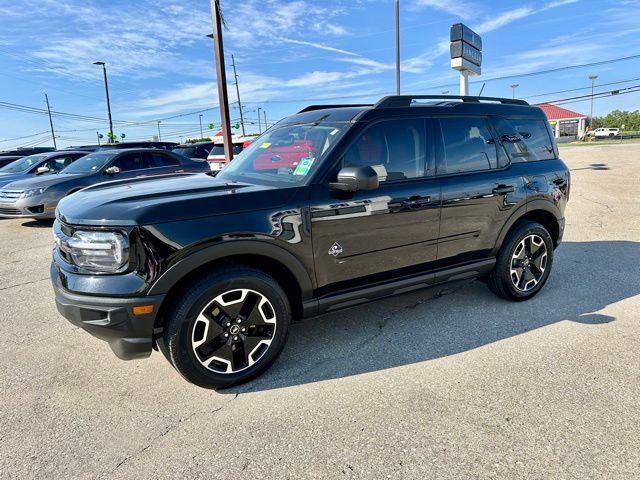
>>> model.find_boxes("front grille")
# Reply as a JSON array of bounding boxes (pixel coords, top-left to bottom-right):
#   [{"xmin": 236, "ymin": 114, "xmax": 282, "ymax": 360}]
[
  {"xmin": 0, "ymin": 189, "xmax": 23, "ymax": 203},
  {"xmin": 0, "ymin": 206, "xmax": 22, "ymax": 215}
]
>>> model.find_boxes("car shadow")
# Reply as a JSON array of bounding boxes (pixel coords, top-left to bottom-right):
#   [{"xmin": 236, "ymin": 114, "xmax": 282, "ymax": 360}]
[
  {"xmin": 224, "ymin": 240, "xmax": 639, "ymax": 394},
  {"xmin": 20, "ymin": 219, "xmax": 55, "ymax": 228},
  {"xmin": 571, "ymin": 163, "xmax": 609, "ymax": 171}
]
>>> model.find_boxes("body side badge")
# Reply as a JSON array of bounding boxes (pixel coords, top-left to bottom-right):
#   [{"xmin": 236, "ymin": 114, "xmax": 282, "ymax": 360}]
[{"xmin": 328, "ymin": 242, "xmax": 343, "ymax": 257}]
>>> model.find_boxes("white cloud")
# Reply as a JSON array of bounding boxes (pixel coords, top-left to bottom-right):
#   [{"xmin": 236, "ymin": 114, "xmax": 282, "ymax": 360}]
[
  {"xmin": 412, "ymin": 0, "xmax": 477, "ymax": 19},
  {"xmin": 473, "ymin": 7, "xmax": 534, "ymax": 34},
  {"xmin": 275, "ymin": 37, "xmax": 359, "ymax": 56}
]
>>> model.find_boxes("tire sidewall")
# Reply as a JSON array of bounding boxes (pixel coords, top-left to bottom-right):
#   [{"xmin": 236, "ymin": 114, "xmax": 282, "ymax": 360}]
[{"xmin": 166, "ymin": 268, "xmax": 291, "ymax": 389}]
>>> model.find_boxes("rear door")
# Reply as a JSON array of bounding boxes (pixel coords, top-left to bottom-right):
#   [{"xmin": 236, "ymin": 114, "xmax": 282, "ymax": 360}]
[
  {"xmin": 436, "ymin": 116, "xmax": 527, "ymax": 265},
  {"xmin": 310, "ymin": 118, "xmax": 442, "ymax": 295},
  {"xmin": 109, "ymin": 151, "xmax": 151, "ymax": 180}
]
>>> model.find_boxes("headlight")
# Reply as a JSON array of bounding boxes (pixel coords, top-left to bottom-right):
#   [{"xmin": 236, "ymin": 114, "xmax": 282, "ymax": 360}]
[
  {"xmin": 21, "ymin": 187, "xmax": 47, "ymax": 199},
  {"xmin": 66, "ymin": 231, "xmax": 129, "ymax": 272}
]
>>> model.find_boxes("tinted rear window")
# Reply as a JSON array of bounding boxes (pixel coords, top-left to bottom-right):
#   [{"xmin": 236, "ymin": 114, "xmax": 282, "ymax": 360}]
[
  {"xmin": 438, "ymin": 117, "xmax": 498, "ymax": 174},
  {"xmin": 498, "ymin": 119, "xmax": 556, "ymax": 161}
]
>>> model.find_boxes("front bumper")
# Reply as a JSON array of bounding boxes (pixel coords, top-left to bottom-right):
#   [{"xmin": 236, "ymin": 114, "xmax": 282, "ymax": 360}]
[
  {"xmin": 51, "ymin": 263, "xmax": 165, "ymax": 360},
  {"xmin": 0, "ymin": 199, "xmax": 56, "ymax": 218}
]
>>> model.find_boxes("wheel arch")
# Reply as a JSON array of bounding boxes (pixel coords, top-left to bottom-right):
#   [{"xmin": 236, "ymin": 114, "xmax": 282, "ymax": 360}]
[
  {"xmin": 494, "ymin": 201, "xmax": 562, "ymax": 253},
  {"xmin": 149, "ymin": 241, "xmax": 314, "ymax": 325}
]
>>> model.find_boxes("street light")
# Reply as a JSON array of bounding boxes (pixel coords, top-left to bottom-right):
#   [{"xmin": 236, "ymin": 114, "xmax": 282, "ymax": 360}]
[
  {"xmin": 199, "ymin": 114, "xmax": 204, "ymax": 138},
  {"xmin": 93, "ymin": 61, "xmax": 114, "ymax": 143},
  {"xmin": 589, "ymin": 75, "xmax": 598, "ymax": 128},
  {"xmin": 510, "ymin": 83, "xmax": 519, "ymax": 99},
  {"xmin": 257, "ymin": 107, "xmax": 262, "ymax": 134},
  {"xmin": 157, "ymin": 121, "xmax": 162, "ymax": 141}
]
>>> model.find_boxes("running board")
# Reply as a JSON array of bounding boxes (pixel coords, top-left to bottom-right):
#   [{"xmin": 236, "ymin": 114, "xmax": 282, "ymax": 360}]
[{"xmin": 302, "ymin": 258, "xmax": 495, "ymax": 317}]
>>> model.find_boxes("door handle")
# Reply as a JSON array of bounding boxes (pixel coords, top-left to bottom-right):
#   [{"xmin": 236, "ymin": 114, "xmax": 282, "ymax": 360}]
[
  {"xmin": 407, "ymin": 195, "xmax": 432, "ymax": 208},
  {"xmin": 492, "ymin": 185, "xmax": 515, "ymax": 195}
]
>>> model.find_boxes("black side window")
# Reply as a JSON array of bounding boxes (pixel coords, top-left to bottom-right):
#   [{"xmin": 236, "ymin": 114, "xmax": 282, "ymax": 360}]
[
  {"xmin": 343, "ymin": 119, "xmax": 427, "ymax": 182},
  {"xmin": 49, "ymin": 156, "xmax": 74, "ymax": 171},
  {"xmin": 149, "ymin": 152, "xmax": 179, "ymax": 168},
  {"xmin": 499, "ymin": 119, "xmax": 555, "ymax": 161},
  {"xmin": 112, "ymin": 152, "xmax": 149, "ymax": 172},
  {"xmin": 438, "ymin": 117, "xmax": 497, "ymax": 174}
]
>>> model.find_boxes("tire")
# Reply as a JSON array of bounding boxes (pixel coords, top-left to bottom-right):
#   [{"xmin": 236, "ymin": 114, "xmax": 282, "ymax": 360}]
[
  {"xmin": 160, "ymin": 266, "xmax": 291, "ymax": 389},
  {"xmin": 488, "ymin": 221, "xmax": 554, "ymax": 301}
]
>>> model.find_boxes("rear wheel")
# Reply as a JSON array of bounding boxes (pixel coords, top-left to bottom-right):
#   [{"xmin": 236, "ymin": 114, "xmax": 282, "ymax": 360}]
[
  {"xmin": 488, "ymin": 221, "xmax": 554, "ymax": 301},
  {"xmin": 161, "ymin": 266, "xmax": 291, "ymax": 389}
]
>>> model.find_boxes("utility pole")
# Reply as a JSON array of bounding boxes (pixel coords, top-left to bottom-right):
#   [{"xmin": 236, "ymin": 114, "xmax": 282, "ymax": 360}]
[
  {"xmin": 199, "ymin": 114, "xmax": 204, "ymax": 138},
  {"xmin": 44, "ymin": 93, "xmax": 57, "ymax": 149},
  {"xmin": 257, "ymin": 107, "xmax": 262, "ymax": 134},
  {"xmin": 208, "ymin": 0, "xmax": 234, "ymax": 164},
  {"xmin": 510, "ymin": 83, "xmax": 519, "ymax": 99},
  {"xmin": 157, "ymin": 121, "xmax": 162, "ymax": 141},
  {"xmin": 589, "ymin": 75, "xmax": 598, "ymax": 128},
  {"xmin": 395, "ymin": 0, "xmax": 400, "ymax": 95},
  {"xmin": 263, "ymin": 110, "xmax": 267, "ymax": 131},
  {"xmin": 231, "ymin": 54, "xmax": 246, "ymax": 136},
  {"xmin": 93, "ymin": 62, "xmax": 114, "ymax": 142},
  {"xmin": 96, "ymin": 132, "xmax": 101, "ymax": 146}
]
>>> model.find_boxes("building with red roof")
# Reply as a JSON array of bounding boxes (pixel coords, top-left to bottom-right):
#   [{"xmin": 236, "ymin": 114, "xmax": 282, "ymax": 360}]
[{"xmin": 537, "ymin": 103, "xmax": 587, "ymax": 139}]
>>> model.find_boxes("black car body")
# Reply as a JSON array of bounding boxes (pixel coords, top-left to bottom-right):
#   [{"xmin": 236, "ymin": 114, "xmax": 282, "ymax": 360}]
[
  {"xmin": 51, "ymin": 96, "xmax": 569, "ymax": 388},
  {"xmin": 0, "ymin": 148, "xmax": 208, "ymax": 218},
  {"xmin": 98, "ymin": 141, "xmax": 178, "ymax": 151}
]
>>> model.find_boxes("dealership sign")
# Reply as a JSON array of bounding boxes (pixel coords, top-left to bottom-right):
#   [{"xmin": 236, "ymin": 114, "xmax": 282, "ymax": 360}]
[{"xmin": 450, "ymin": 23, "xmax": 482, "ymax": 76}]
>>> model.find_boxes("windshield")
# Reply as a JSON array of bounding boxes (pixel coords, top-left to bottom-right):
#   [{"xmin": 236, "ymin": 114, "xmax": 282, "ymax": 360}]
[
  {"xmin": 217, "ymin": 123, "xmax": 349, "ymax": 186},
  {"xmin": 61, "ymin": 152, "xmax": 112, "ymax": 174},
  {"xmin": 0, "ymin": 154, "xmax": 47, "ymax": 173}
]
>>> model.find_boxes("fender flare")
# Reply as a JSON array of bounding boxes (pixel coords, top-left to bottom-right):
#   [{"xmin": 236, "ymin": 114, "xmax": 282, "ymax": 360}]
[
  {"xmin": 147, "ymin": 240, "xmax": 314, "ymax": 299},
  {"xmin": 492, "ymin": 200, "xmax": 562, "ymax": 254}
]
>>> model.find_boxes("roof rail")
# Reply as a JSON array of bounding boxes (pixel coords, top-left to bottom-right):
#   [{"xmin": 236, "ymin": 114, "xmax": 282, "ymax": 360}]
[
  {"xmin": 374, "ymin": 95, "xmax": 529, "ymax": 108},
  {"xmin": 298, "ymin": 104, "xmax": 373, "ymax": 113}
]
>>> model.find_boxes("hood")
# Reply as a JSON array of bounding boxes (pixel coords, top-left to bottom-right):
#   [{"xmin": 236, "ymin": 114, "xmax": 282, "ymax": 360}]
[
  {"xmin": 2, "ymin": 173, "xmax": 88, "ymax": 190},
  {"xmin": 0, "ymin": 173, "xmax": 31, "ymax": 188},
  {"xmin": 56, "ymin": 173, "xmax": 297, "ymax": 226}
]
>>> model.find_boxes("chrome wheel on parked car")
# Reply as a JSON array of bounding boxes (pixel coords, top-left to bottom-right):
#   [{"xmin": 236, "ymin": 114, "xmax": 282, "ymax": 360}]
[
  {"xmin": 191, "ymin": 289, "xmax": 277, "ymax": 374},
  {"xmin": 509, "ymin": 234, "xmax": 548, "ymax": 292}
]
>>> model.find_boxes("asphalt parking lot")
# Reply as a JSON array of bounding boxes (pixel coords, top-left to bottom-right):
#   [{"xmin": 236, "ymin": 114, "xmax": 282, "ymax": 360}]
[{"xmin": 1, "ymin": 143, "xmax": 639, "ymax": 479}]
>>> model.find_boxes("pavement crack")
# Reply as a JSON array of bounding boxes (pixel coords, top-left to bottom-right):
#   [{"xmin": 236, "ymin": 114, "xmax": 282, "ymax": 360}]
[{"xmin": 0, "ymin": 277, "xmax": 49, "ymax": 291}]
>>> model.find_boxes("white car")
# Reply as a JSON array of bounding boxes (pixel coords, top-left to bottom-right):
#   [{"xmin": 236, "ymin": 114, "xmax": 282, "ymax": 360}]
[{"xmin": 591, "ymin": 127, "xmax": 620, "ymax": 138}]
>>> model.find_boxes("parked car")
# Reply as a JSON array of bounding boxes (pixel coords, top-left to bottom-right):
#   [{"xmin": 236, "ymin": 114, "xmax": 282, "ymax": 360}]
[
  {"xmin": 172, "ymin": 141, "xmax": 217, "ymax": 160},
  {"xmin": 98, "ymin": 141, "xmax": 178, "ymax": 151},
  {"xmin": 51, "ymin": 95, "xmax": 569, "ymax": 389},
  {"xmin": 0, "ymin": 148, "xmax": 208, "ymax": 219},
  {"xmin": 0, "ymin": 156, "xmax": 23, "ymax": 169},
  {"xmin": 0, "ymin": 147, "xmax": 55, "ymax": 157},
  {"xmin": 590, "ymin": 127, "xmax": 620, "ymax": 137},
  {"xmin": 63, "ymin": 145, "xmax": 101, "ymax": 152},
  {"xmin": 206, "ymin": 140, "xmax": 248, "ymax": 171},
  {"xmin": 0, "ymin": 151, "xmax": 88, "ymax": 189}
]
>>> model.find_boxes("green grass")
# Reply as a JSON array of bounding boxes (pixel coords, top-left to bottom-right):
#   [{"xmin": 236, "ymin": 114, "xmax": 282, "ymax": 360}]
[{"xmin": 559, "ymin": 137, "xmax": 640, "ymax": 147}]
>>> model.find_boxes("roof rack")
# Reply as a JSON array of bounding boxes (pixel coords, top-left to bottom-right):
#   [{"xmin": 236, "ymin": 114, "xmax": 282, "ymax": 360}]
[
  {"xmin": 374, "ymin": 95, "xmax": 529, "ymax": 108},
  {"xmin": 298, "ymin": 104, "xmax": 373, "ymax": 113}
]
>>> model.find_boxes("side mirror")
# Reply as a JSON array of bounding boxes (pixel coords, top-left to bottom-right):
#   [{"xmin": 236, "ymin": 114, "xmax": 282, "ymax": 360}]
[
  {"xmin": 104, "ymin": 166, "xmax": 121, "ymax": 176},
  {"xmin": 329, "ymin": 166, "xmax": 379, "ymax": 192},
  {"xmin": 36, "ymin": 166, "xmax": 50, "ymax": 175}
]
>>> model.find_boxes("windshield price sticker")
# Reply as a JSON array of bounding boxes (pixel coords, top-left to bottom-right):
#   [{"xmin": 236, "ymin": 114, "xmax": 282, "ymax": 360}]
[
  {"xmin": 260, "ymin": 142, "xmax": 272, "ymax": 149},
  {"xmin": 293, "ymin": 157, "xmax": 315, "ymax": 176}
]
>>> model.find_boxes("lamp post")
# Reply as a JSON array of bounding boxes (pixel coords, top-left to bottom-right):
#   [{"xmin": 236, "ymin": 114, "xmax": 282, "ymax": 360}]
[
  {"xmin": 589, "ymin": 75, "xmax": 598, "ymax": 128},
  {"xmin": 93, "ymin": 61, "xmax": 114, "ymax": 142},
  {"xmin": 257, "ymin": 107, "xmax": 262, "ymax": 134},
  {"xmin": 510, "ymin": 83, "xmax": 519, "ymax": 99},
  {"xmin": 199, "ymin": 114, "xmax": 204, "ymax": 138},
  {"xmin": 157, "ymin": 121, "xmax": 162, "ymax": 141},
  {"xmin": 263, "ymin": 109, "xmax": 267, "ymax": 131},
  {"xmin": 395, "ymin": 0, "xmax": 400, "ymax": 95}
]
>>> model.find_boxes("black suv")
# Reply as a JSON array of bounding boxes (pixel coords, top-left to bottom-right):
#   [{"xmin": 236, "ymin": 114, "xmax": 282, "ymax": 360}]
[{"xmin": 51, "ymin": 95, "xmax": 569, "ymax": 389}]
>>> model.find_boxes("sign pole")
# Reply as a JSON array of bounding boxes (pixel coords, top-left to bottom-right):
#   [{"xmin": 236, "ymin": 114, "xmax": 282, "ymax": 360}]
[{"xmin": 459, "ymin": 71, "xmax": 469, "ymax": 96}]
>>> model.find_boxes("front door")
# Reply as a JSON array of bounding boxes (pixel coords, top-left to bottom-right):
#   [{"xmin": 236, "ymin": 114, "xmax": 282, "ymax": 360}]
[{"xmin": 310, "ymin": 118, "xmax": 441, "ymax": 296}]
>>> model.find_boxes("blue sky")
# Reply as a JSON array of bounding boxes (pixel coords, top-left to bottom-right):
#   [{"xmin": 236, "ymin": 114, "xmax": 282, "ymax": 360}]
[{"xmin": 1, "ymin": 0, "xmax": 639, "ymax": 148}]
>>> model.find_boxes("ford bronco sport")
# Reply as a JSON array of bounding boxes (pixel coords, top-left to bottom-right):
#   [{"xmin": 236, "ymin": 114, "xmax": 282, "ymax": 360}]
[{"xmin": 51, "ymin": 95, "xmax": 569, "ymax": 389}]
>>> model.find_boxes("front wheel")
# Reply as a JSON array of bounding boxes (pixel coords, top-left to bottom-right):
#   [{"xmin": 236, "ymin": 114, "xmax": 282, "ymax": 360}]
[
  {"xmin": 488, "ymin": 221, "xmax": 554, "ymax": 301},
  {"xmin": 161, "ymin": 266, "xmax": 291, "ymax": 389}
]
